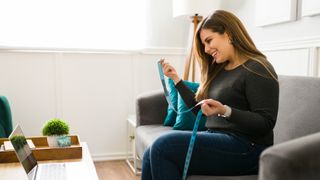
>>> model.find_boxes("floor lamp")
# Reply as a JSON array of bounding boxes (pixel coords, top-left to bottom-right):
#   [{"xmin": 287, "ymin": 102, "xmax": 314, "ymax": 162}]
[{"xmin": 173, "ymin": 0, "xmax": 221, "ymax": 82}]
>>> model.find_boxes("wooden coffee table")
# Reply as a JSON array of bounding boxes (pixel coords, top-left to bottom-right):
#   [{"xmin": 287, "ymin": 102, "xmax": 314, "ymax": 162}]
[{"xmin": 0, "ymin": 142, "xmax": 98, "ymax": 180}]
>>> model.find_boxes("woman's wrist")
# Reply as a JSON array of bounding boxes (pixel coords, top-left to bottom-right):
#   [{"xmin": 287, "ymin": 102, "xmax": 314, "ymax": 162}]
[
  {"xmin": 172, "ymin": 76, "xmax": 181, "ymax": 85},
  {"xmin": 218, "ymin": 105, "xmax": 232, "ymax": 118},
  {"xmin": 223, "ymin": 105, "xmax": 232, "ymax": 117}
]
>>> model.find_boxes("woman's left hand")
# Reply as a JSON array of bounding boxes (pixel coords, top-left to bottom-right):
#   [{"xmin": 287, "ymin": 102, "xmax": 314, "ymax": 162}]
[{"xmin": 200, "ymin": 99, "xmax": 226, "ymax": 116}]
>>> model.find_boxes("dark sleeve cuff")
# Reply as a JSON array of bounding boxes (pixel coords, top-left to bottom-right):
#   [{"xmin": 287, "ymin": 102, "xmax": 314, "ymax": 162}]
[{"xmin": 175, "ymin": 79, "xmax": 184, "ymax": 87}]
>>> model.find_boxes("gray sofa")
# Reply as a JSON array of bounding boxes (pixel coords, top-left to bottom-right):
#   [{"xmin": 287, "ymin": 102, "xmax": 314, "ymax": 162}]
[{"xmin": 135, "ymin": 75, "xmax": 320, "ymax": 180}]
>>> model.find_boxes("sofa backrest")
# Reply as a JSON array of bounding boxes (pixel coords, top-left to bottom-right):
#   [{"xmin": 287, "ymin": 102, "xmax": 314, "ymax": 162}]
[{"xmin": 274, "ymin": 75, "xmax": 320, "ymax": 144}]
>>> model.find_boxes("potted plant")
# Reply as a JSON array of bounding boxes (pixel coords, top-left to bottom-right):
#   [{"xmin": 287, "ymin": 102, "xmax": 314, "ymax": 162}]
[{"xmin": 42, "ymin": 118, "xmax": 70, "ymax": 147}]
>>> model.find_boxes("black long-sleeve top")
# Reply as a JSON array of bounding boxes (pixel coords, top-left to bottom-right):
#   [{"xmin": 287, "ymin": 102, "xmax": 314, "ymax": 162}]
[{"xmin": 175, "ymin": 60, "xmax": 279, "ymax": 145}]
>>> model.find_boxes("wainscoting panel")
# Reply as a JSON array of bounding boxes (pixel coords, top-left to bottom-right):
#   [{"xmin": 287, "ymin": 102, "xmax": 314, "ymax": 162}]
[
  {"xmin": 0, "ymin": 52, "xmax": 57, "ymax": 136},
  {"xmin": 264, "ymin": 48, "xmax": 310, "ymax": 76},
  {"xmin": 58, "ymin": 53, "xmax": 134, "ymax": 157},
  {"xmin": 259, "ymin": 36, "xmax": 320, "ymax": 77}
]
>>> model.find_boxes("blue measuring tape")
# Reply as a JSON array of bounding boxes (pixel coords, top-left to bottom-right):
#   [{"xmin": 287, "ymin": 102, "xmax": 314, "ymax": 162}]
[
  {"xmin": 157, "ymin": 61, "xmax": 201, "ymax": 114},
  {"xmin": 157, "ymin": 60, "xmax": 205, "ymax": 180}
]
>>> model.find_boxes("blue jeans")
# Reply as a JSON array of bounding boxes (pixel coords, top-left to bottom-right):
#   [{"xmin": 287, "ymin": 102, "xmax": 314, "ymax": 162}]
[{"xmin": 141, "ymin": 130, "xmax": 268, "ymax": 180}]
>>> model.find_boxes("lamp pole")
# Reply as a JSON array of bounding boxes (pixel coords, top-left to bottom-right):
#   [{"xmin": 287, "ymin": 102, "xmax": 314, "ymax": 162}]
[{"xmin": 183, "ymin": 14, "xmax": 203, "ymax": 82}]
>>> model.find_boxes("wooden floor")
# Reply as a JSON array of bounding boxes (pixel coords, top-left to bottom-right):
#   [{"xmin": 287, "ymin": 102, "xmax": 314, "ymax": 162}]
[{"xmin": 94, "ymin": 160, "xmax": 141, "ymax": 180}]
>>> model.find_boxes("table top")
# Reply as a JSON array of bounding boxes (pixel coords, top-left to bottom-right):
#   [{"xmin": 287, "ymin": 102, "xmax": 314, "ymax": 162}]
[{"xmin": 0, "ymin": 142, "xmax": 99, "ymax": 180}]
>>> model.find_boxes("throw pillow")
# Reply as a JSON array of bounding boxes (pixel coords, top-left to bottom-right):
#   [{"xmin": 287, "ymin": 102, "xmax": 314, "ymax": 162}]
[
  {"xmin": 173, "ymin": 81, "xmax": 207, "ymax": 130},
  {"xmin": 163, "ymin": 79, "xmax": 178, "ymax": 126},
  {"xmin": 162, "ymin": 79, "xmax": 207, "ymax": 130}
]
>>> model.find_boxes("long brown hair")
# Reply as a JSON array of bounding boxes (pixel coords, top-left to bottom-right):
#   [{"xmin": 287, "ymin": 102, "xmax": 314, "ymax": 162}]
[{"xmin": 193, "ymin": 10, "xmax": 277, "ymax": 101}]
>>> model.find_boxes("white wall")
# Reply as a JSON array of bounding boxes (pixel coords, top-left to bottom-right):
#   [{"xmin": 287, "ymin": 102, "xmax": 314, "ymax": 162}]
[
  {"xmin": 145, "ymin": 0, "xmax": 190, "ymax": 48},
  {"xmin": 0, "ymin": 49, "xmax": 186, "ymax": 160},
  {"xmin": 222, "ymin": 0, "xmax": 320, "ymax": 43},
  {"xmin": 220, "ymin": 0, "xmax": 320, "ymax": 77}
]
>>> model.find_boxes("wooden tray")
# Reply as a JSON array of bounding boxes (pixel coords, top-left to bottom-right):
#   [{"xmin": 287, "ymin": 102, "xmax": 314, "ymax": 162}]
[{"xmin": 0, "ymin": 135, "xmax": 82, "ymax": 163}]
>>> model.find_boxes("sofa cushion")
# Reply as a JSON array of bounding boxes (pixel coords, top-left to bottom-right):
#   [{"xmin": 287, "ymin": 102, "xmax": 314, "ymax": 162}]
[
  {"xmin": 274, "ymin": 76, "xmax": 320, "ymax": 144},
  {"xmin": 136, "ymin": 125, "xmax": 173, "ymax": 159}
]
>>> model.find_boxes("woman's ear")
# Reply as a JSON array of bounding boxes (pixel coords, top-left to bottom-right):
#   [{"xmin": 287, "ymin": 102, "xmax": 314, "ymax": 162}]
[{"xmin": 224, "ymin": 32, "xmax": 233, "ymax": 44}]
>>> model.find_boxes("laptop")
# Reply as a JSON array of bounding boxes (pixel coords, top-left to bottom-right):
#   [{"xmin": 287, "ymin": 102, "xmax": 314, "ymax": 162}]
[{"xmin": 9, "ymin": 125, "xmax": 67, "ymax": 180}]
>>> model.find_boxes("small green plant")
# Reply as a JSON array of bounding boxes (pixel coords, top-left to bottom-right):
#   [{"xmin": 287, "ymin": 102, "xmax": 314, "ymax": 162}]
[
  {"xmin": 42, "ymin": 118, "xmax": 69, "ymax": 136},
  {"xmin": 10, "ymin": 135, "xmax": 27, "ymax": 150}
]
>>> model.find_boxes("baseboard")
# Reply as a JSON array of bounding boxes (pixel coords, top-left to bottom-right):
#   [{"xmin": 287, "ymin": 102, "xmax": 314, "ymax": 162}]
[{"xmin": 92, "ymin": 152, "xmax": 133, "ymax": 162}]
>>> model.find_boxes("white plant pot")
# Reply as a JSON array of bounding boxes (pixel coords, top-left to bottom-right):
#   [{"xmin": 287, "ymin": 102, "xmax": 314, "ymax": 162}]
[
  {"xmin": 47, "ymin": 135, "xmax": 60, "ymax": 147},
  {"xmin": 47, "ymin": 135, "xmax": 71, "ymax": 147}
]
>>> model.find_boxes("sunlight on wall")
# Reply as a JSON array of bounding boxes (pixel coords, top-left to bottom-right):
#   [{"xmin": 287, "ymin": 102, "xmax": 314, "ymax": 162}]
[{"xmin": 0, "ymin": 0, "xmax": 146, "ymax": 50}]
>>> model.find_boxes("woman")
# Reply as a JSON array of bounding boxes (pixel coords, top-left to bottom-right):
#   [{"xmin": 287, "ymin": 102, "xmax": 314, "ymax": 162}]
[{"xmin": 142, "ymin": 10, "xmax": 279, "ymax": 180}]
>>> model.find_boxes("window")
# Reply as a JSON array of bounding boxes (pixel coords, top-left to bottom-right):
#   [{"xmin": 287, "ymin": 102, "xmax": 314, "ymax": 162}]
[{"xmin": 0, "ymin": 0, "xmax": 146, "ymax": 50}]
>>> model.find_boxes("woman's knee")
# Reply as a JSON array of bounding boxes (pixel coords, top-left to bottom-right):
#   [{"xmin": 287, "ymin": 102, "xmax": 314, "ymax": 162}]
[
  {"xmin": 151, "ymin": 134, "xmax": 170, "ymax": 150},
  {"xmin": 151, "ymin": 133, "xmax": 178, "ymax": 152}
]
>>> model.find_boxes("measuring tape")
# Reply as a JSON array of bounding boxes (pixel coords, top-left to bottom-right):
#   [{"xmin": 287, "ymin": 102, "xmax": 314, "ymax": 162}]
[{"xmin": 157, "ymin": 60, "xmax": 205, "ymax": 180}]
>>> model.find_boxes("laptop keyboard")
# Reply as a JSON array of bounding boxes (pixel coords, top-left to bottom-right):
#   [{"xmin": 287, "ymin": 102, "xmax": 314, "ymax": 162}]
[{"xmin": 39, "ymin": 163, "xmax": 67, "ymax": 180}]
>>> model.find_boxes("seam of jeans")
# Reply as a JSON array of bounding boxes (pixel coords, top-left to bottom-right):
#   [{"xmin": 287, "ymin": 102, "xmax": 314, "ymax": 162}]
[
  {"xmin": 197, "ymin": 146, "xmax": 255, "ymax": 156},
  {"xmin": 154, "ymin": 147, "xmax": 163, "ymax": 180}
]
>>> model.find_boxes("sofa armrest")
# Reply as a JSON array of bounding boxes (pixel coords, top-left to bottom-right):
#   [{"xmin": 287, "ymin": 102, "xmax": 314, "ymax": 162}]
[
  {"xmin": 135, "ymin": 89, "xmax": 168, "ymax": 126},
  {"xmin": 259, "ymin": 132, "xmax": 320, "ymax": 180}
]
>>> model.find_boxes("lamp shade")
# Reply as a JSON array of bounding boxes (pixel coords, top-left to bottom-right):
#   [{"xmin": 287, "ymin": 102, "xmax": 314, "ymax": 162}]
[{"xmin": 173, "ymin": 0, "xmax": 221, "ymax": 19}]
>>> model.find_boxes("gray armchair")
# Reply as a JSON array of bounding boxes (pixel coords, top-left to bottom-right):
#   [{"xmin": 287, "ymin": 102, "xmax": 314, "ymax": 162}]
[
  {"xmin": 0, "ymin": 96, "xmax": 13, "ymax": 138},
  {"xmin": 135, "ymin": 75, "xmax": 320, "ymax": 180}
]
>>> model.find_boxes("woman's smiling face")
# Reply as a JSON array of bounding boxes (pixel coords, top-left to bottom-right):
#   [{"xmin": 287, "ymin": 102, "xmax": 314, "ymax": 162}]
[{"xmin": 200, "ymin": 29, "xmax": 234, "ymax": 64}]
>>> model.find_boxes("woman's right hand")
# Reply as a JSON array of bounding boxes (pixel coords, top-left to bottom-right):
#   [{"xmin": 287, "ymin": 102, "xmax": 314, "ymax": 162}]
[
  {"xmin": 160, "ymin": 58, "xmax": 181, "ymax": 84},
  {"xmin": 200, "ymin": 99, "xmax": 225, "ymax": 117}
]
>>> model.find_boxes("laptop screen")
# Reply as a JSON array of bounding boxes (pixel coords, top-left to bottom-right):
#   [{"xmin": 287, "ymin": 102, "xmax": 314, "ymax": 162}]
[{"xmin": 9, "ymin": 125, "xmax": 38, "ymax": 174}]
